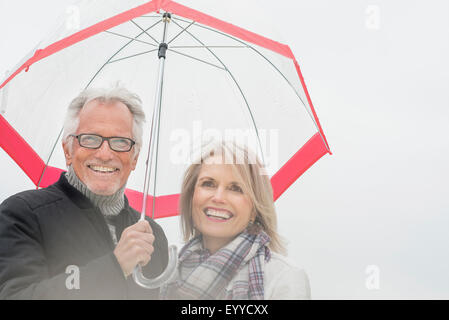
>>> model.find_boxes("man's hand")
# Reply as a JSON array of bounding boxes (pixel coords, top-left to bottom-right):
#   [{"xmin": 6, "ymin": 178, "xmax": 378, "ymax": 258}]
[{"xmin": 113, "ymin": 220, "xmax": 155, "ymax": 277}]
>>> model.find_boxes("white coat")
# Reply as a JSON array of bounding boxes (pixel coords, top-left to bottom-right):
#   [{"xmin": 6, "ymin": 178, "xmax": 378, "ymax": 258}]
[
  {"xmin": 264, "ymin": 252, "xmax": 311, "ymax": 299},
  {"xmin": 224, "ymin": 252, "xmax": 311, "ymax": 300}
]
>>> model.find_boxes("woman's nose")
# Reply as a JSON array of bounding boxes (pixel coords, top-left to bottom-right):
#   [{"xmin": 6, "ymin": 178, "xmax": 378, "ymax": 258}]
[{"xmin": 211, "ymin": 187, "xmax": 226, "ymax": 203}]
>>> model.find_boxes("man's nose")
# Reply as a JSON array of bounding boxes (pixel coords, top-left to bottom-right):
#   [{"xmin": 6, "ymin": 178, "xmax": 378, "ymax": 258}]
[{"xmin": 95, "ymin": 140, "xmax": 114, "ymax": 160}]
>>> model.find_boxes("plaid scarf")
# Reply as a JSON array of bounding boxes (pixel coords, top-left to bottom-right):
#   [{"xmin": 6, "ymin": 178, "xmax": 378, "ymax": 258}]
[{"xmin": 160, "ymin": 230, "xmax": 271, "ymax": 300}]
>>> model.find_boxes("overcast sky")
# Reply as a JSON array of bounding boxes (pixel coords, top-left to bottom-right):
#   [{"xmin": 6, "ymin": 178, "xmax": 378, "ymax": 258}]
[{"xmin": 0, "ymin": 0, "xmax": 448, "ymax": 299}]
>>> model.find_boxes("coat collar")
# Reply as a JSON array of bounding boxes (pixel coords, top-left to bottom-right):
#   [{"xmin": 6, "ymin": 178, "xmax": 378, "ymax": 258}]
[{"xmin": 55, "ymin": 172, "xmax": 132, "ymax": 212}]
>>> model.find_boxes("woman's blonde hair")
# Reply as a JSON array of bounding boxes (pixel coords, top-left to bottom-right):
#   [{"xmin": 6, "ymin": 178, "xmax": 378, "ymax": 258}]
[{"xmin": 179, "ymin": 141, "xmax": 286, "ymax": 255}]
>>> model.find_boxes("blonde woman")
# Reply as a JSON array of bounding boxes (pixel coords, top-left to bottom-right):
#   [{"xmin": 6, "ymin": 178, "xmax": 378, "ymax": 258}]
[{"xmin": 161, "ymin": 142, "xmax": 310, "ymax": 300}]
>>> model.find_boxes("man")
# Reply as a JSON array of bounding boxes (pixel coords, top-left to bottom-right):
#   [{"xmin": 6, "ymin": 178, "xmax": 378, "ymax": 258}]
[{"xmin": 0, "ymin": 86, "xmax": 168, "ymax": 299}]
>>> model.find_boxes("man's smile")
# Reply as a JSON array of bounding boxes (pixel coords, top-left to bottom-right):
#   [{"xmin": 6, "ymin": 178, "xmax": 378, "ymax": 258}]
[{"xmin": 87, "ymin": 164, "xmax": 119, "ymax": 173}]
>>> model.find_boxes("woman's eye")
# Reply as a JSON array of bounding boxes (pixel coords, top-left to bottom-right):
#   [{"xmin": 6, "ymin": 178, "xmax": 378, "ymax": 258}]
[
  {"xmin": 201, "ymin": 180, "xmax": 215, "ymax": 187},
  {"xmin": 230, "ymin": 184, "xmax": 243, "ymax": 193}
]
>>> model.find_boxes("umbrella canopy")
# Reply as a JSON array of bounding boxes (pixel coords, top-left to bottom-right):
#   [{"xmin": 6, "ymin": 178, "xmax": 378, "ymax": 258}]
[{"xmin": 0, "ymin": 0, "xmax": 331, "ymax": 220}]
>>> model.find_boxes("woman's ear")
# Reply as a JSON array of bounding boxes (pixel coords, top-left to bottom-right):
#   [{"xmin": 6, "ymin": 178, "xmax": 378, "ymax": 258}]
[
  {"xmin": 247, "ymin": 209, "xmax": 262, "ymax": 235},
  {"xmin": 251, "ymin": 207, "xmax": 258, "ymax": 222}
]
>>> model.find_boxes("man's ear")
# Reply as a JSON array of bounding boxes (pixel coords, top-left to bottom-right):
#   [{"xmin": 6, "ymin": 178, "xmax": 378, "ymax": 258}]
[
  {"xmin": 131, "ymin": 151, "xmax": 139, "ymax": 171},
  {"xmin": 62, "ymin": 141, "xmax": 72, "ymax": 166}
]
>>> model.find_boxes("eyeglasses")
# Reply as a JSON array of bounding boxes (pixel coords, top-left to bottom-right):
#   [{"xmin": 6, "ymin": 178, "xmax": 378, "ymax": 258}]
[{"xmin": 70, "ymin": 134, "xmax": 136, "ymax": 152}]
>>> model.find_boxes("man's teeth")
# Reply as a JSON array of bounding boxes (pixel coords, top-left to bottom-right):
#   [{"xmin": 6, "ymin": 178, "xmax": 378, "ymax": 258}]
[
  {"xmin": 205, "ymin": 208, "xmax": 232, "ymax": 220},
  {"xmin": 89, "ymin": 165, "xmax": 117, "ymax": 173}
]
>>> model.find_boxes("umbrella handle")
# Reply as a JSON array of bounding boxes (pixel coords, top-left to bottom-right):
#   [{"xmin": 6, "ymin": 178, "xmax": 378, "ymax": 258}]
[{"xmin": 132, "ymin": 245, "xmax": 178, "ymax": 289}]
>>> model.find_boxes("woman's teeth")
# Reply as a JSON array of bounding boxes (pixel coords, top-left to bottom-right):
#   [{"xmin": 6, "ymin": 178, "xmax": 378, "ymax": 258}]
[{"xmin": 204, "ymin": 208, "xmax": 233, "ymax": 220}]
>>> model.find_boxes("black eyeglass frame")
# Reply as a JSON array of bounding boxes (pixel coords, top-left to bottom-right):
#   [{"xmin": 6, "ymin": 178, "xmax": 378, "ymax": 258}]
[{"xmin": 69, "ymin": 133, "xmax": 136, "ymax": 152}]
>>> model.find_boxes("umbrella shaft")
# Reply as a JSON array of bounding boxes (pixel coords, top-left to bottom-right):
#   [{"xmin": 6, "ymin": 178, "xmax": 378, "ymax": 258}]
[{"xmin": 140, "ymin": 14, "xmax": 170, "ymax": 220}]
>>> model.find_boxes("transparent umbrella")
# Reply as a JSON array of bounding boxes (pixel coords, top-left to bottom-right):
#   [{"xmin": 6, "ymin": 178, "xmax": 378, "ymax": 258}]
[{"xmin": 0, "ymin": 0, "xmax": 331, "ymax": 289}]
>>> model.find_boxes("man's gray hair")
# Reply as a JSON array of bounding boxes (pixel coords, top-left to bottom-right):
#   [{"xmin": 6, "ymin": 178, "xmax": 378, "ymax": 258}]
[{"xmin": 62, "ymin": 86, "xmax": 146, "ymax": 156}]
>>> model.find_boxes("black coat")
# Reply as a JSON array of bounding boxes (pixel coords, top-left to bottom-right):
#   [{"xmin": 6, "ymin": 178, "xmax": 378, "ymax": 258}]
[{"xmin": 0, "ymin": 173, "xmax": 168, "ymax": 299}]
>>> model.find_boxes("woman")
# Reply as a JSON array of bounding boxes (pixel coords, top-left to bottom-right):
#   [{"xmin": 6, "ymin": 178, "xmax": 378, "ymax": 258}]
[{"xmin": 161, "ymin": 141, "xmax": 310, "ymax": 299}]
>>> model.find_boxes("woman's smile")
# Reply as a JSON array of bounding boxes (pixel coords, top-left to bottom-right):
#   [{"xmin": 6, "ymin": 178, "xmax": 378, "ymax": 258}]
[{"xmin": 203, "ymin": 206, "xmax": 234, "ymax": 222}]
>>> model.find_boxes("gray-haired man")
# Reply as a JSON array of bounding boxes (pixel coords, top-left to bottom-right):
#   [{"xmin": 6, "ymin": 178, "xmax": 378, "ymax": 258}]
[{"xmin": 0, "ymin": 86, "xmax": 168, "ymax": 299}]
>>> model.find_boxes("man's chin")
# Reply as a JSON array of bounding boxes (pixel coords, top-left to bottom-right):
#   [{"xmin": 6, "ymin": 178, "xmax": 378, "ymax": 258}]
[{"xmin": 86, "ymin": 182, "xmax": 122, "ymax": 196}]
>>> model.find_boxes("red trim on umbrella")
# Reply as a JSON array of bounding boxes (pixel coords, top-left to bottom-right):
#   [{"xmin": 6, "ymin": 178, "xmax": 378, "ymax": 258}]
[
  {"xmin": 125, "ymin": 189, "xmax": 180, "ymax": 219},
  {"xmin": 38, "ymin": 166, "xmax": 65, "ymax": 188},
  {"xmin": 293, "ymin": 59, "xmax": 332, "ymax": 154},
  {"xmin": 271, "ymin": 132, "xmax": 328, "ymax": 201},
  {"xmin": 0, "ymin": 114, "xmax": 46, "ymax": 186}
]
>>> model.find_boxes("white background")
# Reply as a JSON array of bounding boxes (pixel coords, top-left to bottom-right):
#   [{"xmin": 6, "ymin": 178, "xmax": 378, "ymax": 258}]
[{"xmin": 0, "ymin": 0, "xmax": 448, "ymax": 299}]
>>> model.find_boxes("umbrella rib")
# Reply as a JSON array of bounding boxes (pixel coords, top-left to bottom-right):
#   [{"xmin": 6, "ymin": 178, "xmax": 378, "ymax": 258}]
[
  {"xmin": 170, "ymin": 45, "xmax": 247, "ymax": 48},
  {"xmin": 109, "ymin": 48, "xmax": 158, "ymax": 64},
  {"xmin": 170, "ymin": 19, "xmax": 266, "ymax": 165},
  {"xmin": 104, "ymin": 30, "xmax": 157, "ymax": 47},
  {"xmin": 166, "ymin": 48, "xmax": 225, "ymax": 70},
  {"xmin": 173, "ymin": 16, "xmax": 309, "ymax": 104},
  {"xmin": 37, "ymin": 128, "xmax": 64, "ymax": 189},
  {"xmin": 138, "ymin": 14, "xmax": 162, "ymax": 18},
  {"xmin": 172, "ymin": 16, "xmax": 329, "ymax": 153},
  {"xmin": 0, "ymin": 71, "xmax": 9, "ymax": 114},
  {"xmin": 167, "ymin": 20, "xmax": 195, "ymax": 45},
  {"xmin": 172, "ymin": 18, "xmax": 304, "ymax": 98},
  {"xmin": 130, "ymin": 19, "xmax": 160, "ymax": 45},
  {"xmin": 85, "ymin": 20, "xmax": 162, "ymax": 89}
]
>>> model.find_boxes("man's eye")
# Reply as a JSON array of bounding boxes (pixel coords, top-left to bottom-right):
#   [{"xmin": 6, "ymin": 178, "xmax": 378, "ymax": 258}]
[
  {"xmin": 81, "ymin": 136, "xmax": 99, "ymax": 144},
  {"xmin": 112, "ymin": 138, "xmax": 130, "ymax": 147}
]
